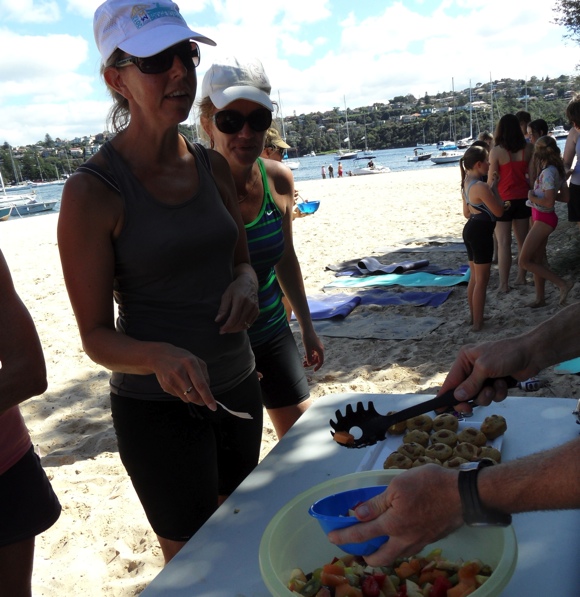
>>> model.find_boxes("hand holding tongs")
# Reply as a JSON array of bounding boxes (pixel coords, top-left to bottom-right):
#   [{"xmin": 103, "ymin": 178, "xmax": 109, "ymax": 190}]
[{"xmin": 330, "ymin": 376, "xmax": 518, "ymax": 449}]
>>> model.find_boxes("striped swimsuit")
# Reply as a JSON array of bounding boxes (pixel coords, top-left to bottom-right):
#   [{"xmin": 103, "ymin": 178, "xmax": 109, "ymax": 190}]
[{"xmin": 245, "ymin": 158, "xmax": 288, "ymax": 346}]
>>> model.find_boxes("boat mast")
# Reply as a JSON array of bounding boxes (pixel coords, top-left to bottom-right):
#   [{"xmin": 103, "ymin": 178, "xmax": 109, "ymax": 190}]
[
  {"xmin": 489, "ymin": 73, "xmax": 494, "ymax": 132},
  {"xmin": 278, "ymin": 90, "xmax": 287, "ymax": 141},
  {"xmin": 344, "ymin": 95, "xmax": 351, "ymax": 151},
  {"xmin": 8, "ymin": 145, "xmax": 21, "ymax": 184},
  {"xmin": 451, "ymin": 78, "xmax": 456, "ymax": 143},
  {"xmin": 469, "ymin": 79, "xmax": 473, "ymax": 139}
]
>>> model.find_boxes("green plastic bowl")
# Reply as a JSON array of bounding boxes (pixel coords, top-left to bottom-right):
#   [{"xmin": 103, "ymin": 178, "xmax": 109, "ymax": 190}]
[{"xmin": 259, "ymin": 470, "xmax": 517, "ymax": 597}]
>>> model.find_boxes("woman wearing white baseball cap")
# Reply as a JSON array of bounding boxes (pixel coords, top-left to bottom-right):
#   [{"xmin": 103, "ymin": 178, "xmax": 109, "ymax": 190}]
[
  {"xmin": 199, "ymin": 57, "xmax": 325, "ymax": 439},
  {"xmin": 58, "ymin": 0, "xmax": 263, "ymax": 565}
]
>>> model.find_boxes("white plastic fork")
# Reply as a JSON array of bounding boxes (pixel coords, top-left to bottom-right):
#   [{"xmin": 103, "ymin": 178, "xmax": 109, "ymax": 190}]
[{"xmin": 215, "ymin": 400, "xmax": 253, "ymax": 419}]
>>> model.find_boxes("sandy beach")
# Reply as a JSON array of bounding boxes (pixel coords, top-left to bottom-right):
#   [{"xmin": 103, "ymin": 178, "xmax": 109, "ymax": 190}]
[{"xmin": 3, "ymin": 166, "xmax": 579, "ymax": 595}]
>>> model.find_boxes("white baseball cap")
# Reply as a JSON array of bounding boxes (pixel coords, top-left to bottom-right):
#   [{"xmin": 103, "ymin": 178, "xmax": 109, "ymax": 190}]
[
  {"xmin": 94, "ymin": 0, "xmax": 216, "ymax": 65},
  {"xmin": 201, "ymin": 57, "xmax": 273, "ymax": 111}
]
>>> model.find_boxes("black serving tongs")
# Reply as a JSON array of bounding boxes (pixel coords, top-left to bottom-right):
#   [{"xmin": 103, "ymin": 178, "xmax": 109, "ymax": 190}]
[{"xmin": 330, "ymin": 376, "xmax": 518, "ymax": 448}]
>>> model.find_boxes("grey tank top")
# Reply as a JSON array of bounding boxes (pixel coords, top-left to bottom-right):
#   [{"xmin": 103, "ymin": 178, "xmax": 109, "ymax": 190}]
[{"xmin": 96, "ymin": 140, "xmax": 254, "ymax": 400}]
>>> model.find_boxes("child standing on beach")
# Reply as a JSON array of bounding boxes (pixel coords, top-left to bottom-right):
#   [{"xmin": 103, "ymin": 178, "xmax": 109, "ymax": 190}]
[
  {"xmin": 460, "ymin": 145, "xmax": 506, "ymax": 331},
  {"xmin": 519, "ymin": 136, "xmax": 574, "ymax": 307}
]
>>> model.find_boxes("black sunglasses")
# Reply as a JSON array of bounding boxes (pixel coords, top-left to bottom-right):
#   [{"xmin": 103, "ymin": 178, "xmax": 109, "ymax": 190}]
[
  {"xmin": 115, "ymin": 41, "xmax": 200, "ymax": 75},
  {"xmin": 213, "ymin": 109, "xmax": 272, "ymax": 134}
]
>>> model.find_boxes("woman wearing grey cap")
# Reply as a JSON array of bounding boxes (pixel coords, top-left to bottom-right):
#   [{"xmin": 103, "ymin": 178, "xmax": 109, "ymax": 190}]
[
  {"xmin": 58, "ymin": 0, "xmax": 263, "ymax": 564},
  {"xmin": 199, "ymin": 57, "xmax": 325, "ymax": 439}
]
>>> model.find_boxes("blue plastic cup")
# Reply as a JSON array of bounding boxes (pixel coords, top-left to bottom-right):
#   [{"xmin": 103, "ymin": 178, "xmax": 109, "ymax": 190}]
[{"xmin": 308, "ymin": 485, "xmax": 389, "ymax": 556}]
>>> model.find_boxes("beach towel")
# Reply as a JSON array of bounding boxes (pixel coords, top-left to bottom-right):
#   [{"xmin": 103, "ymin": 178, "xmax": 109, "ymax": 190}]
[
  {"xmin": 356, "ymin": 257, "xmax": 430, "ymax": 275},
  {"xmin": 293, "ymin": 290, "xmax": 452, "ymax": 321},
  {"xmin": 294, "ymin": 294, "xmax": 362, "ymax": 320},
  {"xmin": 324, "ymin": 269, "xmax": 470, "ymax": 289},
  {"xmin": 554, "ymin": 357, "xmax": 580, "ymax": 375},
  {"xmin": 375, "ymin": 243, "xmax": 466, "ymax": 254},
  {"xmin": 357, "ymin": 289, "xmax": 452, "ymax": 307},
  {"xmin": 290, "ymin": 312, "xmax": 444, "ymax": 340},
  {"xmin": 327, "ymin": 259, "xmax": 467, "ymax": 278}
]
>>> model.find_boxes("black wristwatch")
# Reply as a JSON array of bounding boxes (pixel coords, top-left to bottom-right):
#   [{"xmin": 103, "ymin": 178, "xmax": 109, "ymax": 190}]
[{"xmin": 458, "ymin": 458, "xmax": 512, "ymax": 527}]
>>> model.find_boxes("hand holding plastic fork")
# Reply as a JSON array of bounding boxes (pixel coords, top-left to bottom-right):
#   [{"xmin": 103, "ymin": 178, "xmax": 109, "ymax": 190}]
[{"xmin": 215, "ymin": 400, "xmax": 253, "ymax": 419}]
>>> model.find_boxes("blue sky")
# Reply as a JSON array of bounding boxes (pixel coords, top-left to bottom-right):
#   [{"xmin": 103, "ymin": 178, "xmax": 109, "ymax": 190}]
[{"xmin": 0, "ymin": 0, "xmax": 573, "ymax": 146}]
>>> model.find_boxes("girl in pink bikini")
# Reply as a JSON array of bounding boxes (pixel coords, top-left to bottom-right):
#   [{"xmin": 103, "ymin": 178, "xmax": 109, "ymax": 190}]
[{"xmin": 519, "ymin": 136, "xmax": 574, "ymax": 307}]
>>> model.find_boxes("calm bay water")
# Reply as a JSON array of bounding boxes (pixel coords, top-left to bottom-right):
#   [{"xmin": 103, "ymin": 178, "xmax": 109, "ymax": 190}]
[{"xmin": 10, "ymin": 139, "xmax": 568, "ymax": 219}]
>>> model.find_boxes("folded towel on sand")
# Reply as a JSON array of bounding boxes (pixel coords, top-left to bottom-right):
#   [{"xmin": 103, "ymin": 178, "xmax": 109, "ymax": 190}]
[
  {"xmin": 554, "ymin": 357, "xmax": 580, "ymax": 374},
  {"xmin": 324, "ymin": 269, "xmax": 470, "ymax": 289},
  {"xmin": 291, "ymin": 312, "xmax": 444, "ymax": 340},
  {"xmin": 357, "ymin": 257, "xmax": 430, "ymax": 275},
  {"xmin": 296, "ymin": 294, "xmax": 362, "ymax": 320},
  {"xmin": 327, "ymin": 259, "xmax": 468, "ymax": 278},
  {"xmin": 292, "ymin": 290, "xmax": 452, "ymax": 321}
]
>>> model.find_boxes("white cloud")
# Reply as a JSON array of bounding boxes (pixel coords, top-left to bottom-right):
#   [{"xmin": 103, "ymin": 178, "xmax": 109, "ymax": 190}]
[
  {"xmin": 0, "ymin": 100, "xmax": 110, "ymax": 145},
  {"xmin": 0, "ymin": 0, "xmax": 574, "ymax": 146},
  {"xmin": 0, "ymin": 0, "xmax": 60, "ymax": 23}
]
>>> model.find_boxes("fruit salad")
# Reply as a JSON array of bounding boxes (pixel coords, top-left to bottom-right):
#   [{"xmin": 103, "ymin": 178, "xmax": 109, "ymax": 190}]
[{"xmin": 287, "ymin": 548, "xmax": 494, "ymax": 597}]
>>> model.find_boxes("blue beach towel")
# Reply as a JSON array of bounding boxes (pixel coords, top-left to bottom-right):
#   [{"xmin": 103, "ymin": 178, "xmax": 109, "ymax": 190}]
[
  {"xmin": 293, "ymin": 290, "xmax": 453, "ymax": 321},
  {"xmin": 324, "ymin": 269, "xmax": 471, "ymax": 289},
  {"xmin": 295, "ymin": 294, "xmax": 362, "ymax": 320},
  {"xmin": 357, "ymin": 289, "xmax": 452, "ymax": 307}
]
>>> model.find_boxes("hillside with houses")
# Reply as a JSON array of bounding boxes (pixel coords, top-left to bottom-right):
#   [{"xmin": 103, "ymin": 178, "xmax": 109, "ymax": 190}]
[{"xmin": 1, "ymin": 74, "xmax": 578, "ymax": 184}]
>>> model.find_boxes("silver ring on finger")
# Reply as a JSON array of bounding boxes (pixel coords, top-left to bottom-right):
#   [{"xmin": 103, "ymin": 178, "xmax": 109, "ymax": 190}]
[{"xmin": 183, "ymin": 385, "xmax": 193, "ymax": 395}]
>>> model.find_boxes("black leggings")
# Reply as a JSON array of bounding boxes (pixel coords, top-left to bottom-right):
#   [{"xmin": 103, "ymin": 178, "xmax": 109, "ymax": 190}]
[
  {"xmin": 110, "ymin": 371, "xmax": 262, "ymax": 542},
  {"xmin": 463, "ymin": 217, "xmax": 496, "ymax": 264}
]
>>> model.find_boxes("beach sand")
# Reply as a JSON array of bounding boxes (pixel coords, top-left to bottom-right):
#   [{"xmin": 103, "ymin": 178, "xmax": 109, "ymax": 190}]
[{"xmin": 3, "ymin": 166, "xmax": 579, "ymax": 595}]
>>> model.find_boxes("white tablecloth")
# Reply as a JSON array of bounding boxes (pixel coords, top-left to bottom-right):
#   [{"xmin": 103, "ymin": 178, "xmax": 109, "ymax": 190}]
[{"xmin": 141, "ymin": 393, "xmax": 580, "ymax": 596}]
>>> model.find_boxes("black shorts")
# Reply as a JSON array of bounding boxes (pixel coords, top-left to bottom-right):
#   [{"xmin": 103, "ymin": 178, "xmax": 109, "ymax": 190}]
[
  {"xmin": 0, "ymin": 446, "xmax": 61, "ymax": 548},
  {"xmin": 110, "ymin": 371, "xmax": 262, "ymax": 542},
  {"xmin": 463, "ymin": 217, "xmax": 496, "ymax": 264},
  {"xmin": 568, "ymin": 183, "xmax": 580, "ymax": 221},
  {"xmin": 253, "ymin": 325, "xmax": 310, "ymax": 410},
  {"xmin": 496, "ymin": 198, "xmax": 531, "ymax": 222}
]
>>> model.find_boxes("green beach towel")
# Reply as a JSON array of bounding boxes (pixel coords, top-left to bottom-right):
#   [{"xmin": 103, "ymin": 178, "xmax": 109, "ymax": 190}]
[{"xmin": 324, "ymin": 269, "xmax": 470, "ymax": 289}]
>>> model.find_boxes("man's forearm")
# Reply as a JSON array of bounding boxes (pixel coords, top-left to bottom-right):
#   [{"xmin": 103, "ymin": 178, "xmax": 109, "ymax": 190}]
[
  {"xmin": 526, "ymin": 303, "xmax": 580, "ymax": 372},
  {"xmin": 478, "ymin": 437, "xmax": 580, "ymax": 514}
]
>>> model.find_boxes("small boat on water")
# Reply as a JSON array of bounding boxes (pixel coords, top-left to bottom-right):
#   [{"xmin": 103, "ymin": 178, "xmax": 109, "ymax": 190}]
[
  {"xmin": 437, "ymin": 141, "xmax": 458, "ymax": 151},
  {"xmin": 9, "ymin": 198, "xmax": 59, "ymax": 215},
  {"xmin": 0, "ymin": 205, "xmax": 12, "ymax": 221},
  {"xmin": 284, "ymin": 160, "xmax": 300, "ymax": 170},
  {"xmin": 335, "ymin": 150, "xmax": 358, "ymax": 160},
  {"xmin": 431, "ymin": 150, "xmax": 463, "ymax": 164},
  {"xmin": 0, "ymin": 171, "xmax": 59, "ymax": 216},
  {"xmin": 407, "ymin": 148, "xmax": 432, "ymax": 162},
  {"xmin": 457, "ymin": 137, "xmax": 475, "ymax": 149},
  {"xmin": 29, "ymin": 179, "xmax": 66, "ymax": 188},
  {"xmin": 351, "ymin": 164, "xmax": 390, "ymax": 176},
  {"xmin": 550, "ymin": 125, "xmax": 569, "ymax": 139}
]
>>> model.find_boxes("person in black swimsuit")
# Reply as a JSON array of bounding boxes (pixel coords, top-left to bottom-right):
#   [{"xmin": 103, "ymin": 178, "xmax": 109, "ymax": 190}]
[{"xmin": 459, "ymin": 145, "xmax": 506, "ymax": 331}]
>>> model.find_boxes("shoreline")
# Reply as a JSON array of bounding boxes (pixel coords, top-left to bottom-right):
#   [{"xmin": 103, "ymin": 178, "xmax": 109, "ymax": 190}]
[{"xmin": 4, "ymin": 167, "xmax": 579, "ymax": 595}]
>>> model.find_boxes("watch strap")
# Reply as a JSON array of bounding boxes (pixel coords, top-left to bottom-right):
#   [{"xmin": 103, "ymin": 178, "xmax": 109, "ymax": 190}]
[{"xmin": 458, "ymin": 458, "xmax": 512, "ymax": 527}]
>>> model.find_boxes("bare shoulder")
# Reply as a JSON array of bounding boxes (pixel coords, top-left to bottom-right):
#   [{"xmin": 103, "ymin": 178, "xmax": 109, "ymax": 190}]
[
  {"xmin": 261, "ymin": 159, "xmax": 293, "ymax": 197},
  {"xmin": 60, "ymin": 155, "xmax": 123, "ymax": 232}
]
